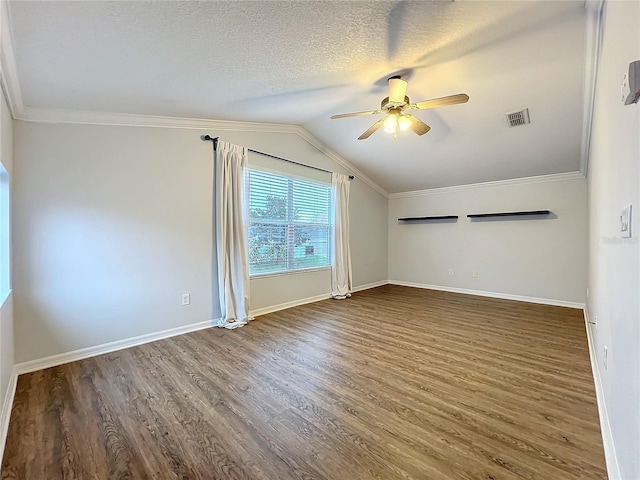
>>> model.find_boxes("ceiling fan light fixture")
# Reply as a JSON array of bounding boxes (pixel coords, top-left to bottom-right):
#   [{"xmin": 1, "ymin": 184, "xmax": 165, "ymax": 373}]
[
  {"xmin": 398, "ymin": 115, "xmax": 413, "ymax": 131},
  {"xmin": 384, "ymin": 112, "xmax": 399, "ymax": 133}
]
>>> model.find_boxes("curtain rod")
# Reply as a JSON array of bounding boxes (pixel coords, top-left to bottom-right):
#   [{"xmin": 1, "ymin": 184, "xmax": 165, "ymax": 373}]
[{"xmin": 201, "ymin": 135, "xmax": 354, "ymax": 180}]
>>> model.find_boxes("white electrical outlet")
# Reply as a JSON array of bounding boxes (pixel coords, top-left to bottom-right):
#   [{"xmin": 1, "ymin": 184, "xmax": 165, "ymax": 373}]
[
  {"xmin": 472, "ymin": 270, "xmax": 478, "ymax": 278},
  {"xmin": 448, "ymin": 269, "xmax": 454, "ymax": 276},
  {"xmin": 586, "ymin": 288, "xmax": 589, "ymax": 299},
  {"xmin": 182, "ymin": 293, "xmax": 191, "ymax": 306},
  {"xmin": 604, "ymin": 346, "xmax": 608, "ymax": 370}
]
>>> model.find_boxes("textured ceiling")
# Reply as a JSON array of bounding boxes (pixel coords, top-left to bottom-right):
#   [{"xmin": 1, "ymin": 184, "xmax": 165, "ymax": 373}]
[{"xmin": 7, "ymin": 0, "xmax": 588, "ymax": 192}]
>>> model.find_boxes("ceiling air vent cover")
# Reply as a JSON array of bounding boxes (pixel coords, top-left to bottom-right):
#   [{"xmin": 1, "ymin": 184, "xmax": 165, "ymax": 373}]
[{"xmin": 505, "ymin": 108, "xmax": 530, "ymax": 127}]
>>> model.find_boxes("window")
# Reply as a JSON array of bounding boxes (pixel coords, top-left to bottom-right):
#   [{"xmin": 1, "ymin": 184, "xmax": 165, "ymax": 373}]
[{"xmin": 246, "ymin": 168, "xmax": 332, "ymax": 276}]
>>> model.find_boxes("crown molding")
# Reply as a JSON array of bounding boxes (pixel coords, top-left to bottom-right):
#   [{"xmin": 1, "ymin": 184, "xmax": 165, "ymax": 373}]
[
  {"xmin": 580, "ymin": 0, "xmax": 606, "ymax": 177},
  {"xmin": 389, "ymin": 171, "xmax": 585, "ymax": 198},
  {"xmin": 0, "ymin": 0, "xmax": 388, "ymax": 198},
  {"xmin": 0, "ymin": 0, "xmax": 594, "ymax": 201},
  {"xmin": 17, "ymin": 106, "xmax": 298, "ymax": 132},
  {"xmin": 15, "ymin": 106, "xmax": 389, "ymax": 198},
  {"xmin": 292, "ymin": 126, "xmax": 389, "ymax": 198},
  {"xmin": 0, "ymin": 0, "xmax": 23, "ymax": 117}
]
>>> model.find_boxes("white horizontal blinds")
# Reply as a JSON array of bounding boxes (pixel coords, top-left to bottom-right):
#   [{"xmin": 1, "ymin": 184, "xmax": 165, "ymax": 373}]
[
  {"xmin": 247, "ymin": 170, "xmax": 288, "ymax": 275},
  {"xmin": 292, "ymin": 179, "xmax": 331, "ymax": 271},
  {"xmin": 246, "ymin": 169, "xmax": 332, "ymax": 276}
]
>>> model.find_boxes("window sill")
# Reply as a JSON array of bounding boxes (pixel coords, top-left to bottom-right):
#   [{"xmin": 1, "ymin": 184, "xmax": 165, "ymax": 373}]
[
  {"xmin": 0, "ymin": 289, "xmax": 11, "ymax": 309},
  {"xmin": 250, "ymin": 266, "xmax": 331, "ymax": 280}
]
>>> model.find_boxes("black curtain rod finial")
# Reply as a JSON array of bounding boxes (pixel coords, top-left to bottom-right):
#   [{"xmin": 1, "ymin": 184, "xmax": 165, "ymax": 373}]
[{"xmin": 201, "ymin": 134, "xmax": 218, "ymax": 150}]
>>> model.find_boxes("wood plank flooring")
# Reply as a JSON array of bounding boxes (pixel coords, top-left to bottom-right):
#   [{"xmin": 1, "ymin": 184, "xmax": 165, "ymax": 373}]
[{"xmin": 1, "ymin": 285, "xmax": 607, "ymax": 479}]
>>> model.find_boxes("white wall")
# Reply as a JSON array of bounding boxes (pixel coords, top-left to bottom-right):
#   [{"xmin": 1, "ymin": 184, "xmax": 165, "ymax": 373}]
[
  {"xmin": 389, "ymin": 175, "xmax": 587, "ymax": 305},
  {"xmin": 0, "ymin": 90, "xmax": 14, "ymax": 417},
  {"xmin": 586, "ymin": 2, "xmax": 640, "ymax": 478},
  {"xmin": 12, "ymin": 122, "xmax": 388, "ymax": 363}
]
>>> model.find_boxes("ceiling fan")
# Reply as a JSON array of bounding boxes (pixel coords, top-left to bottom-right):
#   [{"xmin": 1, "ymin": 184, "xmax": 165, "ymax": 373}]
[{"xmin": 330, "ymin": 76, "xmax": 469, "ymax": 140}]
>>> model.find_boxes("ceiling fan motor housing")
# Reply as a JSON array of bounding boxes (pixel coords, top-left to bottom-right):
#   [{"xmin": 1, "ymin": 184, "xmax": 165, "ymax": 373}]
[{"xmin": 381, "ymin": 95, "xmax": 410, "ymax": 111}]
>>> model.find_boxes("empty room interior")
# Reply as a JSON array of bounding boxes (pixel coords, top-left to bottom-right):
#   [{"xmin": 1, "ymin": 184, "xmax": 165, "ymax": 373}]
[{"xmin": 0, "ymin": 0, "xmax": 638, "ymax": 479}]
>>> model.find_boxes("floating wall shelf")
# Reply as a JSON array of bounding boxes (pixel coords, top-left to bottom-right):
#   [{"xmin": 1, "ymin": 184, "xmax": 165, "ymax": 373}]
[
  {"xmin": 467, "ymin": 210, "xmax": 550, "ymax": 218},
  {"xmin": 398, "ymin": 215, "xmax": 459, "ymax": 221}
]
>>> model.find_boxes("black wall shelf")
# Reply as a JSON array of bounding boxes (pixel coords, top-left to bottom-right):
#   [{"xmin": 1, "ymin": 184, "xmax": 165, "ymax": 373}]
[
  {"xmin": 398, "ymin": 215, "xmax": 459, "ymax": 221},
  {"xmin": 467, "ymin": 210, "xmax": 550, "ymax": 219}
]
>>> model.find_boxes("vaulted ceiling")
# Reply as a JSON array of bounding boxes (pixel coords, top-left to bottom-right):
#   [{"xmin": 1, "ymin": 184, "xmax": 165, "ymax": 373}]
[{"xmin": 5, "ymin": 0, "xmax": 591, "ymax": 193}]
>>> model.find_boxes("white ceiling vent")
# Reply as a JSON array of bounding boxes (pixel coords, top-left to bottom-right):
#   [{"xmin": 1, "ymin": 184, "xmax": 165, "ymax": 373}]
[{"xmin": 505, "ymin": 108, "xmax": 530, "ymax": 127}]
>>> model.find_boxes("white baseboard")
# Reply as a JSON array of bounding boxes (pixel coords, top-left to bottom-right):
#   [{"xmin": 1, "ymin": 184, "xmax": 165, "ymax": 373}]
[
  {"xmin": 351, "ymin": 280, "xmax": 389, "ymax": 293},
  {"xmin": 250, "ymin": 293, "xmax": 331, "ymax": 318},
  {"xmin": 14, "ymin": 319, "xmax": 217, "ymax": 376},
  {"xmin": 583, "ymin": 309, "xmax": 621, "ymax": 479},
  {"xmin": 250, "ymin": 280, "xmax": 390, "ymax": 318},
  {"xmin": 0, "ymin": 283, "xmax": 600, "ymax": 473},
  {"xmin": 388, "ymin": 280, "xmax": 585, "ymax": 309},
  {"xmin": 15, "ymin": 281, "xmax": 393, "ymax": 374},
  {"xmin": 0, "ymin": 368, "xmax": 18, "ymax": 468}
]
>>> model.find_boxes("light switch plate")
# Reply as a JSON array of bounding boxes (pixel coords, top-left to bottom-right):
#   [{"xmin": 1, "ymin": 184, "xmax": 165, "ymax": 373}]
[{"xmin": 621, "ymin": 204, "xmax": 632, "ymax": 238}]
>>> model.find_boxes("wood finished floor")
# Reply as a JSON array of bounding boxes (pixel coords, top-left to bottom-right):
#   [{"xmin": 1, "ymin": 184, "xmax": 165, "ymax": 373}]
[{"xmin": 1, "ymin": 285, "xmax": 606, "ymax": 480}]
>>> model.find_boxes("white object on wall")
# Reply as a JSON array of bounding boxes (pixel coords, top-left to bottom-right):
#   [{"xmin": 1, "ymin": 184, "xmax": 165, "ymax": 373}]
[
  {"xmin": 620, "ymin": 204, "xmax": 632, "ymax": 238},
  {"xmin": 622, "ymin": 60, "xmax": 640, "ymax": 105}
]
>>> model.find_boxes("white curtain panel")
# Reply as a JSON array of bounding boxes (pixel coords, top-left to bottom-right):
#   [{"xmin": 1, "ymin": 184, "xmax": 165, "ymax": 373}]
[
  {"xmin": 331, "ymin": 173, "xmax": 353, "ymax": 299},
  {"xmin": 214, "ymin": 140, "xmax": 251, "ymax": 328}
]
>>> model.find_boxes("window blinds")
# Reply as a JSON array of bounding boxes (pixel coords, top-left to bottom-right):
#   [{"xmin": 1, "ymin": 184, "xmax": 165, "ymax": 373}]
[{"xmin": 246, "ymin": 169, "xmax": 332, "ymax": 276}]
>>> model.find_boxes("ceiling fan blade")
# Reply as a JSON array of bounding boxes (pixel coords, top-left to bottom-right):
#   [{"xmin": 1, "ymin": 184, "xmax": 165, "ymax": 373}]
[
  {"xmin": 330, "ymin": 109, "xmax": 383, "ymax": 119},
  {"xmin": 388, "ymin": 76, "xmax": 408, "ymax": 103},
  {"xmin": 409, "ymin": 93, "xmax": 469, "ymax": 111},
  {"xmin": 358, "ymin": 119, "xmax": 385, "ymax": 140},
  {"xmin": 406, "ymin": 115, "xmax": 431, "ymax": 135}
]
